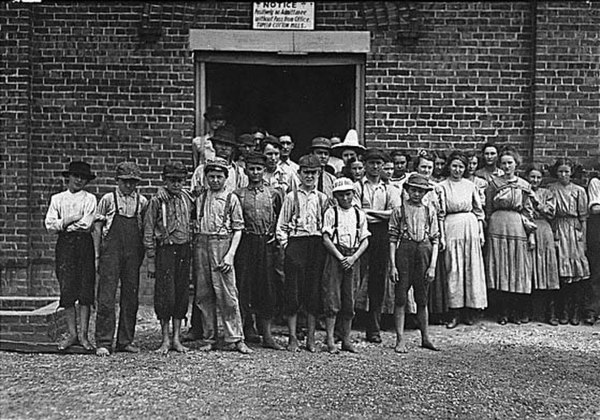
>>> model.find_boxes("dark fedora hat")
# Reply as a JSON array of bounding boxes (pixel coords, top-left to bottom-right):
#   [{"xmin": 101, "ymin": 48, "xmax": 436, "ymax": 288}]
[
  {"xmin": 204, "ymin": 105, "xmax": 228, "ymax": 121},
  {"xmin": 210, "ymin": 126, "xmax": 237, "ymax": 146},
  {"xmin": 62, "ymin": 161, "xmax": 96, "ymax": 181}
]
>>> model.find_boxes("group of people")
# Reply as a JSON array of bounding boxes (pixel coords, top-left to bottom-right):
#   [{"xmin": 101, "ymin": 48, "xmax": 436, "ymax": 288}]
[{"xmin": 44, "ymin": 106, "xmax": 599, "ymax": 356}]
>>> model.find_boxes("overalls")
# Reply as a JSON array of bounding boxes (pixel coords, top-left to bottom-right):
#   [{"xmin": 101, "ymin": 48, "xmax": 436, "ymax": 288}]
[{"xmin": 96, "ymin": 192, "xmax": 144, "ymax": 350}]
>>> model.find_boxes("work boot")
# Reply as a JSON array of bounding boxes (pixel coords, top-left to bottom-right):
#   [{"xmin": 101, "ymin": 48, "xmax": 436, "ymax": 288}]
[
  {"xmin": 446, "ymin": 310, "xmax": 459, "ymax": 329},
  {"xmin": 569, "ymin": 303, "xmax": 580, "ymax": 326}
]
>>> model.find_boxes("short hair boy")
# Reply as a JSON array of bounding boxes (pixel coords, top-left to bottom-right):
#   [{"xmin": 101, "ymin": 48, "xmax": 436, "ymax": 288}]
[
  {"xmin": 389, "ymin": 173, "xmax": 440, "ymax": 353},
  {"xmin": 143, "ymin": 161, "xmax": 194, "ymax": 354},
  {"xmin": 322, "ymin": 178, "xmax": 370, "ymax": 354},
  {"xmin": 45, "ymin": 161, "xmax": 98, "ymax": 351},
  {"xmin": 234, "ymin": 152, "xmax": 285, "ymax": 350},
  {"xmin": 276, "ymin": 154, "xmax": 329, "ymax": 352},
  {"xmin": 95, "ymin": 162, "xmax": 148, "ymax": 356},
  {"xmin": 194, "ymin": 157, "xmax": 251, "ymax": 354}
]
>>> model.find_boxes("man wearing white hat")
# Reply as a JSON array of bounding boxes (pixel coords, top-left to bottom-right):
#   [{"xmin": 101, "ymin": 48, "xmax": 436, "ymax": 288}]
[{"xmin": 331, "ymin": 129, "xmax": 366, "ymax": 177}]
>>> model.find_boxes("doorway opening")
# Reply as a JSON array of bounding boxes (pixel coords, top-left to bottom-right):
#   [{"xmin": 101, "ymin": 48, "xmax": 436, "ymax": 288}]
[{"xmin": 205, "ymin": 63, "xmax": 356, "ymax": 159}]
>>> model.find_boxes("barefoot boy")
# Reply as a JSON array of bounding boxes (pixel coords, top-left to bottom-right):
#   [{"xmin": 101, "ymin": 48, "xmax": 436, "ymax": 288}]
[
  {"xmin": 322, "ymin": 178, "xmax": 370, "ymax": 354},
  {"xmin": 234, "ymin": 152, "xmax": 285, "ymax": 350},
  {"xmin": 95, "ymin": 162, "xmax": 148, "ymax": 356},
  {"xmin": 143, "ymin": 161, "xmax": 194, "ymax": 354},
  {"xmin": 45, "ymin": 161, "xmax": 98, "ymax": 351},
  {"xmin": 276, "ymin": 154, "xmax": 328, "ymax": 352},
  {"xmin": 194, "ymin": 157, "xmax": 251, "ymax": 354},
  {"xmin": 389, "ymin": 173, "xmax": 439, "ymax": 353}
]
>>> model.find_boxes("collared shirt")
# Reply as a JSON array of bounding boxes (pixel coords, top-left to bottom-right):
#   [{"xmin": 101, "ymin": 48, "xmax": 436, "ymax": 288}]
[
  {"xmin": 353, "ymin": 177, "xmax": 402, "ymax": 224},
  {"xmin": 588, "ymin": 177, "xmax": 600, "ymax": 209},
  {"xmin": 279, "ymin": 158, "xmax": 299, "ymax": 177},
  {"xmin": 264, "ymin": 166, "xmax": 296, "ymax": 193},
  {"xmin": 475, "ymin": 167, "xmax": 504, "ymax": 183},
  {"xmin": 318, "ymin": 170, "xmax": 337, "ymax": 197},
  {"xmin": 196, "ymin": 188, "xmax": 244, "ymax": 235},
  {"xmin": 235, "ymin": 183, "xmax": 282, "ymax": 235},
  {"xmin": 96, "ymin": 188, "xmax": 148, "ymax": 238},
  {"xmin": 45, "ymin": 190, "xmax": 97, "ymax": 234},
  {"xmin": 322, "ymin": 205, "xmax": 371, "ymax": 249},
  {"xmin": 143, "ymin": 191, "xmax": 194, "ymax": 255},
  {"xmin": 389, "ymin": 200, "xmax": 439, "ymax": 244},
  {"xmin": 276, "ymin": 187, "xmax": 328, "ymax": 247},
  {"xmin": 191, "ymin": 161, "xmax": 248, "ymax": 194}
]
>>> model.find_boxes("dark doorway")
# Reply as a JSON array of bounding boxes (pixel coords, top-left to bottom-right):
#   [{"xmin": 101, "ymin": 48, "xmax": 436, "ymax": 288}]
[{"xmin": 206, "ymin": 63, "xmax": 355, "ymax": 159}]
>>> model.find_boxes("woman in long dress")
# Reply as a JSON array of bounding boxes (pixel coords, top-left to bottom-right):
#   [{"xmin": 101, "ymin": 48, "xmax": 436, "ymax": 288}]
[
  {"xmin": 485, "ymin": 147, "xmax": 536, "ymax": 325},
  {"xmin": 526, "ymin": 165, "xmax": 560, "ymax": 324},
  {"xmin": 437, "ymin": 151, "xmax": 487, "ymax": 328},
  {"xmin": 547, "ymin": 159, "xmax": 590, "ymax": 325}
]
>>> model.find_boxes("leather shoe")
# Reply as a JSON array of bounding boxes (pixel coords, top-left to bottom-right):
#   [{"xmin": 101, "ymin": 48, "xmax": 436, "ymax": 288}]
[{"xmin": 446, "ymin": 317, "xmax": 459, "ymax": 329}]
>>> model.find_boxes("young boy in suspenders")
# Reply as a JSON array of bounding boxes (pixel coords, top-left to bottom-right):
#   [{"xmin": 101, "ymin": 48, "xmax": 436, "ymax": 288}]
[
  {"xmin": 322, "ymin": 178, "xmax": 370, "ymax": 354},
  {"xmin": 234, "ymin": 152, "xmax": 285, "ymax": 350},
  {"xmin": 193, "ymin": 157, "xmax": 251, "ymax": 354},
  {"xmin": 389, "ymin": 174, "xmax": 440, "ymax": 353},
  {"xmin": 144, "ymin": 161, "xmax": 194, "ymax": 354},
  {"xmin": 276, "ymin": 154, "xmax": 328, "ymax": 352},
  {"xmin": 95, "ymin": 162, "xmax": 148, "ymax": 356}
]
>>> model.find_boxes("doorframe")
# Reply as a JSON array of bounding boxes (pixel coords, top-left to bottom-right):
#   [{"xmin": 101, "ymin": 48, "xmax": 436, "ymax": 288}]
[{"xmin": 193, "ymin": 52, "xmax": 366, "ymax": 144}]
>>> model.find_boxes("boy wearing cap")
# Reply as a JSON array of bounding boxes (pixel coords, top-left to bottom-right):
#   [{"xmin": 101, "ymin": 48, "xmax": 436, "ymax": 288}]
[
  {"xmin": 389, "ymin": 174, "xmax": 439, "ymax": 353},
  {"xmin": 354, "ymin": 148, "xmax": 402, "ymax": 343},
  {"xmin": 310, "ymin": 137, "xmax": 337, "ymax": 197},
  {"xmin": 194, "ymin": 157, "xmax": 251, "ymax": 354},
  {"xmin": 276, "ymin": 154, "xmax": 328, "ymax": 352},
  {"xmin": 143, "ymin": 161, "xmax": 194, "ymax": 354},
  {"xmin": 45, "ymin": 161, "xmax": 98, "ymax": 351},
  {"xmin": 192, "ymin": 104, "xmax": 228, "ymax": 168},
  {"xmin": 94, "ymin": 162, "xmax": 148, "ymax": 356},
  {"xmin": 322, "ymin": 177, "xmax": 370, "ymax": 353},
  {"xmin": 234, "ymin": 152, "xmax": 285, "ymax": 350}
]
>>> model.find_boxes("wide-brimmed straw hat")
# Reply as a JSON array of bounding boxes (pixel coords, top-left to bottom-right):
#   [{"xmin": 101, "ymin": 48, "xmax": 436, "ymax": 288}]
[{"xmin": 331, "ymin": 129, "xmax": 366, "ymax": 157}]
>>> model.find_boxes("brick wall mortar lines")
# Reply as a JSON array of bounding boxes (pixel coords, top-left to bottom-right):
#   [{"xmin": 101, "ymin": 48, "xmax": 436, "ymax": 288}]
[{"xmin": 1, "ymin": 1, "xmax": 598, "ymax": 298}]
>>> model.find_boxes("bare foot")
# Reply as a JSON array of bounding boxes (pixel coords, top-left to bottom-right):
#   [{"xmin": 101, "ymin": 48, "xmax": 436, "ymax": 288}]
[
  {"xmin": 235, "ymin": 341, "xmax": 253, "ymax": 354},
  {"xmin": 394, "ymin": 339, "xmax": 408, "ymax": 354},
  {"xmin": 57, "ymin": 335, "xmax": 78, "ymax": 351},
  {"xmin": 80, "ymin": 338, "xmax": 94, "ymax": 351},
  {"xmin": 327, "ymin": 343, "xmax": 339, "ymax": 354},
  {"xmin": 96, "ymin": 347, "xmax": 110, "ymax": 357},
  {"xmin": 155, "ymin": 341, "xmax": 170, "ymax": 355},
  {"xmin": 421, "ymin": 340, "xmax": 439, "ymax": 351},
  {"xmin": 341, "ymin": 341, "xmax": 357, "ymax": 353},
  {"xmin": 171, "ymin": 341, "xmax": 189, "ymax": 353},
  {"xmin": 288, "ymin": 337, "xmax": 300, "ymax": 352},
  {"xmin": 306, "ymin": 341, "xmax": 317, "ymax": 353},
  {"xmin": 262, "ymin": 338, "xmax": 284, "ymax": 351}
]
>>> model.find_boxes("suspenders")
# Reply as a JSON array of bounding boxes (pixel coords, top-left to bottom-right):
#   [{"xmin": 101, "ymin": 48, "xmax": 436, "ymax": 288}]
[
  {"xmin": 331, "ymin": 206, "xmax": 361, "ymax": 249},
  {"xmin": 400, "ymin": 199, "xmax": 430, "ymax": 241},
  {"xmin": 113, "ymin": 191, "xmax": 139, "ymax": 218},
  {"xmin": 196, "ymin": 190, "xmax": 233, "ymax": 234}
]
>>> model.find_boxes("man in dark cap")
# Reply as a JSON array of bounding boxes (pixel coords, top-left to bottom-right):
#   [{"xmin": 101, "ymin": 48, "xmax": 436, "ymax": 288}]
[
  {"xmin": 45, "ymin": 161, "xmax": 98, "ymax": 351},
  {"xmin": 309, "ymin": 137, "xmax": 336, "ymax": 197},
  {"xmin": 234, "ymin": 152, "xmax": 286, "ymax": 349},
  {"xmin": 354, "ymin": 148, "xmax": 402, "ymax": 343},
  {"xmin": 235, "ymin": 133, "xmax": 255, "ymax": 169},
  {"xmin": 95, "ymin": 162, "xmax": 148, "ymax": 356},
  {"xmin": 192, "ymin": 104, "xmax": 229, "ymax": 168}
]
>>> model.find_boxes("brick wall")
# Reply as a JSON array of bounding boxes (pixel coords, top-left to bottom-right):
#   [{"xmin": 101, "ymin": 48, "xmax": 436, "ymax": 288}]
[{"xmin": 1, "ymin": 1, "xmax": 598, "ymax": 299}]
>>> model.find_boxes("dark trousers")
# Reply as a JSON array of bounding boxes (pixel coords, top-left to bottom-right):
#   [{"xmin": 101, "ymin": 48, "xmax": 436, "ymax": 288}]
[
  {"xmin": 366, "ymin": 222, "xmax": 389, "ymax": 337},
  {"xmin": 155, "ymin": 244, "xmax": 191, "ymax": 320},
  {"xmin": 55, "ymin": 232, "xmax": 95, "ymax": 308},
  {"xmin": 95, "ymin": 215, "xmax": 144, "ymax": 349},
  {"xmin": 284, "ymin": 236, "xmax": 325, "ymax": 316}
]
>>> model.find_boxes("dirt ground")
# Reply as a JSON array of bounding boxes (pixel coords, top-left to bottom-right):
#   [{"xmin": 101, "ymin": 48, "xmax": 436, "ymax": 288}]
[{"xmin": 1, "ymin": 306, "xmax": 599, "ymax": 420}]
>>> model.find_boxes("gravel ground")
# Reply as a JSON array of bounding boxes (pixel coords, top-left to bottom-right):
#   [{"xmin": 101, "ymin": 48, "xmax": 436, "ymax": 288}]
[{"xmin": 1, "ymin": 306, "xmax": 599, "ymax": 419}]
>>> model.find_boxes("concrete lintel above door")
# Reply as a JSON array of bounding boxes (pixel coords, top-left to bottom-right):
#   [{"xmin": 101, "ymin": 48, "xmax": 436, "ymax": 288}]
[{"xmin": 189, "ymin": 29, "xmax": 370, "ymax": 54}]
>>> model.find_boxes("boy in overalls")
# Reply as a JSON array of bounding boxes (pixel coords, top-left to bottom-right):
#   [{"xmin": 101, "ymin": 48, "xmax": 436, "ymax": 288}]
[
  {"xmin": 95, "ymin": 162, "xmax": 148, "ymax": 356},
  {"xmin": 322, "ymin": 177, "xmax": 370, "ymax": 354},
  {"xmin": 389, "ymin": 173, "xmax": 439, "ymax": 353}
]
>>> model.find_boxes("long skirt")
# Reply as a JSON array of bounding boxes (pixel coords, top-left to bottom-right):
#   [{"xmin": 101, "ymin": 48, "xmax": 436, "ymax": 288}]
[
  {"xmin": 554, "ymin": 216, "xmax": 590, "ymax": 283},
  {"xmin": 486, "ymin": 210, "xmax": 532, "ymax": 294},
  {"xmin": 532, "ymin": 218, "xmax": 559, "ymax": 290},
  {"xmin": 444, "ymin": 212, "xmax": 487, "ymax": 309},
  {"xmin": 428, "ymin": 252, "xmax": 448, "ymax": 314},
  {"xmin": 585, "ymin": 214, "xmax": 600, "ymax": 313}
]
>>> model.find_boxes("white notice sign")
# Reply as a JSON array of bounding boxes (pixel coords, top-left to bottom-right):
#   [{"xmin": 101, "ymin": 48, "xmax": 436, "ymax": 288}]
[{"xmin": 253, "ymin": 2, "xmax": 315, "ymax": 30}]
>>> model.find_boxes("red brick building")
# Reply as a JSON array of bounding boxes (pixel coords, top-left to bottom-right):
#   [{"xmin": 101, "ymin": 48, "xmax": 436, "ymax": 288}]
[{"xmin": 1, "ymin": 2, "xmax": 598, "ymax": 300}]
